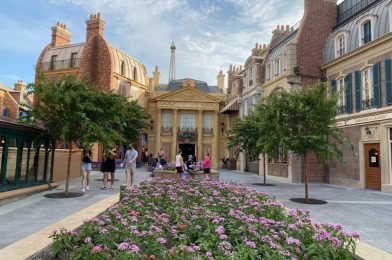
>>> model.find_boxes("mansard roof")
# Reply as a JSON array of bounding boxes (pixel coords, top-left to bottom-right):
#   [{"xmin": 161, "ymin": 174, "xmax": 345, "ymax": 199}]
[{"xmin": 155, "ymin": 78, "xmax": 223, "ymax": 93}]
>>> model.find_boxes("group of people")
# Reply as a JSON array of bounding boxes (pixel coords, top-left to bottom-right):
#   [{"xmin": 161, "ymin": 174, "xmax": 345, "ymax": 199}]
[
  {"xmin": 174, "ymin": 150, "xmax": 211, "ymax": 180},
  {"xmin": 80, "ymin": 144, "xmax": 139, "ymax": 193}
]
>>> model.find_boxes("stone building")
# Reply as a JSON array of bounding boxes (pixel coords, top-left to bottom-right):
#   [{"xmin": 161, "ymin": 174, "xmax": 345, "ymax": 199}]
[
  {"xmin": 0, "ymin": 81, "xmax": 30, "ymax": 120},
  {"xmin": 149, "ymin": 63, "xmax": 227, "ymax": 168},
  {"xmin": 322, "ymin": 0, "xmax": 392, "ymax": 193},
  {"xmin": 35, "ymin": 13, "xmax": 150, "ymax": 160}
]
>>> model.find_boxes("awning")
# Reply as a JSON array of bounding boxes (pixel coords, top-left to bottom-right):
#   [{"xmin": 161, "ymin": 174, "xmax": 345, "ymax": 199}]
[{"xmin": 220, "ymin": 100, "xmax": 239, "ymax": 114}]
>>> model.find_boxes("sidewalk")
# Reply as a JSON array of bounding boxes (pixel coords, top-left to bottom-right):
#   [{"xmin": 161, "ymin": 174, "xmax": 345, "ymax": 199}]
[
  {"xmin": 219, "ymin": 169, "xmax": 392, "ymax": 254},
  {"xmin": 0, "ymin": 168, "xmax": 150, "ymax": 249}
]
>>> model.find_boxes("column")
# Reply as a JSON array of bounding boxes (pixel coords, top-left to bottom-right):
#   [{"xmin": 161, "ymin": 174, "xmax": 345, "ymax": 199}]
[
  {"xmin": 156, "ymin": 108, "xmax": 162, "ymax": 155},
  {"xmin": 172, "ymin": 109, "xmax": 178, "ymax": 160},
  {"xmin": 197, "ymin": 110, "xmax": 203, "ymax": 161},
  {"xmin": 212, "ymin": 110, "xmax": 219, "ymax": 169}
]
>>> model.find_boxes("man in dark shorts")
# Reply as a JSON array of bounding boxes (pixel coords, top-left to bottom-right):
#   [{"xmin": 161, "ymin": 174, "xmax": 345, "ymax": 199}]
[{"xmin": 185, "ymin": 155, "xmax": 196, "ymax": 179}]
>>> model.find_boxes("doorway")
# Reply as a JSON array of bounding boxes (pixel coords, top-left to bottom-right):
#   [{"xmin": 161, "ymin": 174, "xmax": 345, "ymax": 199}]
[
  {"xmin": 179, "ymin": 144, "xmax": 195, "ymax": 161},
  {"xmin": 364, "ymin": 143, "xmax": 381, "ymax": 190}
]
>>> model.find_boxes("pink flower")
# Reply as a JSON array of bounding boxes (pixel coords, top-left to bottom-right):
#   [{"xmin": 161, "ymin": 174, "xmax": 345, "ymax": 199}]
[
  {"xmin": 84, "ymin": 237, "xmax": 91, "ymax": 243},
  {"xmin": 91, "ymin": 245, "xmax": 103, "ymax": 254},
  {"xmin": 157, "ymin": 237, "xmax": 166, "ymax": 244},
  {"xmin": 130, "ymin": 244, "xmax": 140, "ymax": 253},
  {"xmin": 245, "ymin": 240, "xmax": 256, "ymax": 249},
  {"xmin": 286, "ymin": 237, "xmax": 301, "ymax": 246},
  {"xmin": 117, "ymin": 242, "xmax": 130, "ymax": 251},
  {"xmin": 215, "ymin": 226, "xmax": 225, "ymax": 234}
]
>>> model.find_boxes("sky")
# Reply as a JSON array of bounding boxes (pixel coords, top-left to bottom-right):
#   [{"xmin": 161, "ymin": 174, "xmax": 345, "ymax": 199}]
[{"xmin": 0, "ymin": 0, "xmax": 333, "ymax": 88}]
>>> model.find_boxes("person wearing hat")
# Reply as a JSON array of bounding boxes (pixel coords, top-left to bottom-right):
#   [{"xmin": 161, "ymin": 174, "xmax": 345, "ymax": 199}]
[{"xmin": 185, "ymin": 154, "xmax": 196, "ymax": 179}]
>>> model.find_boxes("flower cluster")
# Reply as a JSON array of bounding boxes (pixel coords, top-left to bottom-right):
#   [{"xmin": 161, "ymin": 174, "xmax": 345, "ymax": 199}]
[{"xmin": 50, "ymin": 179, "xmax": 359, "ymax": 259}]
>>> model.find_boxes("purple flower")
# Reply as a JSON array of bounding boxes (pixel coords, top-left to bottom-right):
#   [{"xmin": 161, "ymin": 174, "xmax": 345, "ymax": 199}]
[
  {"xmin": 219, "ymin": 234, "xmax": 228, "ymax": 240},
  {"xmin": 315, "ymin": 228, "xmax": 331, "ymax": 241},
  {"xmin": 130, "ymin": 244, "xmax": 140, "ymax": 253},
  {"xmin": 84, "ymin": 237, "xmax": 91, "ymax": 243},
  {"xmin": 351, "ymin": 231, "xmax": 360, "ymax": 239},
  {"xmin": 205, "ymin": 252, "xmax": 213, "ymax": 257},
  {"xmin": 286, "ymin": 237, "xmax": 301, "ymax": 246},
  {"xmin": 91, "ymin": 245, "xmax": 103, "ymax": 254},
  {"xmin": 117, "ymin": 242, "xmax": 130, "ymax": 251},
  {"xmin": 215, "ymin": 226, "xmax": 225, "ymax": 234},
  {"xmin": 157, "ymin": 237, "xmax": 167, "ymax": 244},
  {"xmin": 245, "ymin": 240, "xmax": 256, "ymax": 249}
]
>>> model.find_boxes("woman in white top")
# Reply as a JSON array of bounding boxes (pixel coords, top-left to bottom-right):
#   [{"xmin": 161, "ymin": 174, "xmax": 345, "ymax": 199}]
[{"xmin": 175, "ymin": 150, "xmax": 184, "ymax": 181}]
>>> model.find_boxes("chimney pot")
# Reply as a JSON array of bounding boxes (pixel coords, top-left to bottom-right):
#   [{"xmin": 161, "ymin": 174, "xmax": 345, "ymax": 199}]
[
  {"xmin": 97, "ymin": 12, "xmax": 101, "ymax": 18},
  {"xmin": 286, "ymin": 25, "xmax": 290, "ymax": 30},
  {"xmin": 276, "ymin": 25, "xmax": 280, "ymax": 30}
]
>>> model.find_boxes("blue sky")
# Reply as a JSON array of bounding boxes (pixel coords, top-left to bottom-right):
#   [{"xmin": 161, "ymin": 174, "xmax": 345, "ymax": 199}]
[{"xmin": 0, "ymin": 0, "xmax": 310, "ymax": 88}]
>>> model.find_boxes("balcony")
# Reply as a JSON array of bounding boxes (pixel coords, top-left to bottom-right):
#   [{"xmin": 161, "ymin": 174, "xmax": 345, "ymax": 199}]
[
  {"xmin": 177, "ymin": 127, "xmax": 197, "ymax": 141},
  {"xmin": 202, "ymin": 128, "xmax": 213, "ymax": 135},
  {"xmin": 39, "ymin": 58, "xmax": 80, "ymax": 71},
  {"xmin": 337, "ymin": 105, "xmax": 346, "ymax": 115},
  {"xmin": 362, "ymin": 98, "xmax": 374, "ymax": 110},
  {"xmin": 161, "ymin": 126, "xmax": 172, "ymax": 135}
]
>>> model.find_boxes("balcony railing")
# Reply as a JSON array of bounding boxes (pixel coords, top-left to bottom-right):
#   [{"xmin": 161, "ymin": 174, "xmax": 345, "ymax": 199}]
[
  {"xmin": 337, "ymin": 105, "xmax": 346, "ymax": 115},
  {"xmin": 337, "ymin": 0, "xmax": 377, "ymax": 24},
  {"xmin": 161, "ymin": 126, "xmax": 172, "ymax": 135},
  {"xmin": 362, "ymin": 98, "xmax": 374, "ymax": 110},
  {"xmin": 39, "ymin": 58, "xmax": 80, "ymax": 71},
  {"xmin": 202, "ymin": 128, "xmax": 213, "ymax": 135},
  {"xmin": 177, "ymin": 127, "xmax": 197, "ymax": 141},
  {"xmin": 336, "ymin": 48, "xmax": 346, "ymax": 57}
]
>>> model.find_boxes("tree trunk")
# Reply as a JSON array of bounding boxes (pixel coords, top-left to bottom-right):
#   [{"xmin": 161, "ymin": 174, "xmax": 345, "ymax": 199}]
[
  {"xmin": 304, "ymin": 152, "xmax": 309, "ymax": 203},
  {"xmin": 65, "ymin": 142, "xmax": 72, "ymax": 197},
  {"xmin": 263, "ymin": 154, "xmax": 266, "ymax": 185}
]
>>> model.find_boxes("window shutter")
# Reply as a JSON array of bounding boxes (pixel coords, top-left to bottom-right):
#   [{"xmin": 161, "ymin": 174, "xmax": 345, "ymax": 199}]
[
  {"xmin": 345, "ymin": 74, "xmax": 353, "ymax": 113},
  {"xmin": 373, "ymin": 63, "xmax": 381, "ymax": 108},
  {"xmin": 331, "ymin": 80, "xmax": 337, "ymax": 94},
  {"xmin": 385, "ymin": 59, "xmax": 392, "ymax": 105},
  {"xmin": 364, "ymin": 21, "xmax": 371, "ymax": 43},
  {"xmin": 355, "ymin": 71, "xmax": 362, "ymax": 112}
]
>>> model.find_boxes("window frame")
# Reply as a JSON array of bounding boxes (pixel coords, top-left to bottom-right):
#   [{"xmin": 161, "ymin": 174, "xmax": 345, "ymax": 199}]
[
  {"xmin": 334, "ymin": 31, "xmax": 349, "ymax": 58},
  {"xmin": 50, "ymin": 55, "xmax": 57, "ymax": 70},
  {"xmin": 70, "ymin": 52, "xmax": 77, "ymax": 68},
  {"xmin": 357, "ymin": 15, "xmax": 377, "ymax": 47},
  {"xmin": 163, "ymin": 112, "xmax": 171, "ymax": 128},
  {"xmin": 274, "ymin": 57, "xmax": 281, "ymax": 78},
  {"xmin": 120, "ymin": 60, "xmax": 125, "ymax": 76},
  {"xmin": 361, "ymin": 66, "xmax": 374, "ymax": 109}
]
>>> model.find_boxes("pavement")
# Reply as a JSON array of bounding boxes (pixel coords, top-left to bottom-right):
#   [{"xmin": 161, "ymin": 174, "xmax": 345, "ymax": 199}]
[
  {"xmin": 0, "ymin": 168, "xmax": 392, "ymax": 258},
  {"xmin": 219, "ymin": 170, "xmax": 392, "ymax": 254},
  {"xmin": 0, "ymin": 168, "xmax": 150, "ymax": 249}
]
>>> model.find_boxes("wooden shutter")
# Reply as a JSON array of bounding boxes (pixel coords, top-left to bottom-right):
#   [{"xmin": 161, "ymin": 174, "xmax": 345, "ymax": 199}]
[
  {"xmin": 345, "ymin": 74, "xmax": 353, "ymax": 113},
  {"xmin": 355, "ymin": 71, "xmax": 362, "ymax": 112},
  {"xmin": 385, "ymin": 59, "xmax": 392, "ymax": 105},
  {"xmin": 373, "ymin": 63, "xmax": 381, "ymax": 108}
]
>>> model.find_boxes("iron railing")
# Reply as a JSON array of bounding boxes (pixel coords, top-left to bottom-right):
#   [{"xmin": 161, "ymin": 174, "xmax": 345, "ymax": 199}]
[
  {"xmin": 39, "ymin": 58, "xmax": 80, "ymax": 71},
  {"xmin": 161, "ymin": 126, "xmax": 172, "ymax": 135},
  {"xmin": 337, "ymin": 0, "xmax": 378, "ymax": 24},
  {"xmin": 177, "ymin": 127, "xmax": 197, "ymax": 140},
  {"xmin": 362, "ymin": 98, "xmax": 374, "ymax": 109},
  {"xmin": 337, "ymin": 105, "xmax": 347, "ymax": 115},
  {"xmin": 202, "ymin": 128, "xmax": 213, "ymax": 135}
]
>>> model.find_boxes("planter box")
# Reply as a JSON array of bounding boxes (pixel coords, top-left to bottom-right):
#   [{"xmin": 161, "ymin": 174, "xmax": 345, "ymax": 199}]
[{"xmin": 154, "ymin": 170, "xmax": 219, "ymax": 180}]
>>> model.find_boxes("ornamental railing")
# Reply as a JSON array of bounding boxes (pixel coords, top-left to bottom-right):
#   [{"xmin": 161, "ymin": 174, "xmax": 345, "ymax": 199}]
[
  {"xmin": 202, "ymin": 128, "xmax": 213, "ymax": 135},
  {"xmin": 38, "ymin": 58, "xmax": 80, "ymax": 71},
  {"xmin": 337, "ymin": 0, "xmax": 378, "ymax": 24},
  {"xmin": 161, "ymin": 126, "xmax": 172, "ymax": 135},
  {"xmin": 177, "ymin": 127, "xmax": 197, "ymax": 141},
  {"xmin": 362, "ymin": 98, "xmax": 374, "ymax": 110},
  {"xmin": 337, "ymin": 105, "xmax": 347, "ymax": 115}
]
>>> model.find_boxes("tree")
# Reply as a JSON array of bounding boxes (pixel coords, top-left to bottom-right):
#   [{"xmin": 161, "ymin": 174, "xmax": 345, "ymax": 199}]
[
  {"xmin": 121, "ymin": 101, "xmax": 150, "ymax": 145},
  {"xmin": 24, "ymin": 73, "xmax": 149, "ymax": 196},
  {"xmin": 227, "ymin": 101, "xmax": 281, "ymax": 185},
  {"xmin": 268, "ymin": 84, "xmax": 354, "ymax": 203}
]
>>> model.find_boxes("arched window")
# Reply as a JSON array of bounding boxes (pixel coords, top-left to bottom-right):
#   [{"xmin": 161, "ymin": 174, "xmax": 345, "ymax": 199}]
[
  {"xmin": 3, "ymin": 108, "xmax": 9, "ymax": 117},
  {"xmin": 363, "ymin": 20, "xmax": 372, "ymax": 44},
  {"xmin": 120, "ymin": 60, "xmax": 125, "ymax": 76},
  {"xmin": 358, "ymin": 15, "xmax": 376, "ymax": 46},
  {"xmin": 133, "ymin": 67, "xmax": 137, "ymax": 81}
]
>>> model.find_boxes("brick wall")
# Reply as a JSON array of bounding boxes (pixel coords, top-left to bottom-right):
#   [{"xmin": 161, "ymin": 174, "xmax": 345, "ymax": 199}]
[
  {"xmin": 301, "ymin": 152, "xmax": 326, "ymax": 183},
  {"xmin": 296, "ymin": 0, "xmax": 336, "ymax": 84},
  {"xmin": 3, "ymin": 93, "xmax": 20, "ymax": 119}
]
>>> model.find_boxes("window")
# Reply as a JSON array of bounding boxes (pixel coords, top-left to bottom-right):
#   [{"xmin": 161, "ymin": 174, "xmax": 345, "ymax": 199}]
[
  {"xmin": 204, "ymin": 114, "xmax": 211, "ymax": 129},
  {"xmin": 180, "ymin": 113, "xmax": 195, "ymax": 130},
  {"xmin": 130, "ymin": 86, "xmax": 139, "ymax": 100},
  {"xmin": 362, "ymin": 67, "xmax": 374, "ymax": 109},
  {"xmin": 50, "ymin": 55, "xmax": 57, "ymax": 70},
  {"xmin": 70, "ymin": 52, "xmax": 77, "ymax": 68},
  {"xmin": 269, "ymin": 147, "xmax": 287, "ymax": 163},
  {"xmin": 203, "ymin": 145, "xmax": 211, "ymax": 155},
  {"xmin": 336, "ymin": 35, "xmax": 346, "ymax": 57},
  {"xmin": 363, "ymin": 21, "xmax": 372, "ymax": 44},
  {"xmin": 133, "ymin": 67, "xmax": 137, "ymax": 81},
  {"xmin": 390, "ymin": 5, "xmax": 392, "ymax": 33},
  {"xmin": 163, "ymin": 112, "xmax": 171, "ymax": 128},
  {"xmin": 248, "ymin": 97, "xmax": 254, "ymax": 113},
  {"xmin": 2, "ymin": 108, "xmax": 9, "ymax": 117},
  {"xmin": 120, "ymin": 60, "xmax": 125, "ymax": 76},
  {"xmin": 274, "ymin": 58, "xmax": 280, "ymax": 77},
  {"xmin": 249, "ymin": 65, "xmax": 253, "ymax": 79},
  {"xmin": 337, "ymin": 78, "xmax": 346, "ymax": 114},
  {"xmin": 266, "ymin": 64, "xmax": 271, "ymax": 81},
  {"xmin": 243, "ymin": 98, "xmax": 248, "ymax": 116}
]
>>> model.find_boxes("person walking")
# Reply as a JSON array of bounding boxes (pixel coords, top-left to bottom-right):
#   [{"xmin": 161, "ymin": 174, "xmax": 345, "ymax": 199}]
[
  {"xmin": 203, "ymin": 153, "xmax": 211, "ymax": 180},
  {"xmin": 175, "ymin": 150, "xmax": 184, "ymax": 180},
  {"xmin": 122, "ymin": 144, "xmax": 138, "ymax": 189},
  {"xmin": 81, "ymin": 149, "xmax": 92, "ymax": 192},
  {"xmin": 142, "ymin": 148, "xmax": 149, "ymax": 168},
  {"xmin": 102, "ymin": 148, "xmax": 117, "ymax": 189}
]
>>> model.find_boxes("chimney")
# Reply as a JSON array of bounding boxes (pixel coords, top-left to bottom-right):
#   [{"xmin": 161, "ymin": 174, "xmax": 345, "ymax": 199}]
[
  {"xmin": 51, "ymin": 22, "xmax": 71, "ymax": 47},
  {"xmin": 217, "ymin": 70, "xmax": 225, "ymax": 90},
  {"xmin": 14, "ymin": 80, "xmax": 26, "ymax": 93},
  {"xmin": 86, "ymin": 12, "xmax": 105, "ymax": 41},
  {"xmin": 153, "ymin": 66, "xmax": 161, "ymax": 87}
]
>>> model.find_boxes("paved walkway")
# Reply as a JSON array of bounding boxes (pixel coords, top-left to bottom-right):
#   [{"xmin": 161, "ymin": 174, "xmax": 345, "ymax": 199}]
[
  {"xmin": 0, "ymin": 168, "xmax": 150, "ymax": 249},
  {"xmin": 219, "ymin": 170, "xmax": 392, "ymax": 254}
]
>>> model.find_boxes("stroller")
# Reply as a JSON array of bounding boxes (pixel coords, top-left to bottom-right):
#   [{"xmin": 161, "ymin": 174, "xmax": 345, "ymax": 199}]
[{"xmin": 147, "ymin": 157, "xmax": 158, "ymax": 177}]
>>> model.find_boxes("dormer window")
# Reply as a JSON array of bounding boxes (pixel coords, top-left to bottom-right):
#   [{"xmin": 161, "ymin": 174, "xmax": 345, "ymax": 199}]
[
  {"xmin": 120, "ymin": 60, "xmax": 125, "ymax": 76},
  {"xmin": 274, "ymin": 58, "xmax": 280, "ymax": 77},
  {"xmin": 133, "ymin": 67, "xmax": 137, "ymax": 81},
  {"xmin": 337, "ymin": 35, "xmax": 345, "ymax": 57},
  {"xmin": 70, "ymin": 52, "xmax": 77, "ymax": 68},
  {"xmin": 358, "ymin": 15, "xmax": 376, "ymax": 47},
  {"xmin": 266, "ymin": 64, "xmax": 271, "ymax": 81},
  {"xmin": 50, "ymin": 55, "xmax": 57, "ymax": 70},
  {"xmin": 3, "ymin": 108, "xmax": 9, "ymax": 117}
]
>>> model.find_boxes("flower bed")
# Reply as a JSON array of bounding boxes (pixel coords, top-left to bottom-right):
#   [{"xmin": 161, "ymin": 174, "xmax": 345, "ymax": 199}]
[
  {"xmin": 51, "ymin": 179, "xmax": 359, "ymax": 259},
  {"xmin": 154, "ymin": 169, "xmax": 219, "ymax": 180}
]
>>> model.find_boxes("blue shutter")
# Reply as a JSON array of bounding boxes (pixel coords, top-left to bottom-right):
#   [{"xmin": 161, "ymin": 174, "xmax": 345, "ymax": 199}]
[
  {"xmin": 331, "ymin": 80, "xmax": 337, "ymax": 94},
  {"xmin": 355, "ymin": 71, "xmax": 362, "ymax": 112},
  {"xmin": 385, "ymin": 59, "xmax": 392, "ymax": 105},
  {"xmin": 373, "ymin": 63, "xmax": 381, "ymax": 108},
  {"xmin": 345, "ymin": 74, "xmax": 352, "ymax": 113}
]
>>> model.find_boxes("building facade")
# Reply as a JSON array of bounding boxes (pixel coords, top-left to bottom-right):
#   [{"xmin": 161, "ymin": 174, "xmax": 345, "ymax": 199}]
[
  {"xmin": 323, "ymin": 0, "xmax": 392, "ymax": 193},
  {"xmin": 0, "ymin": 81, "xmax": 30, "ymax": 120},
  {"xmin": 35, "ymin": 14, "xmax": 150, "ymax": 161}
]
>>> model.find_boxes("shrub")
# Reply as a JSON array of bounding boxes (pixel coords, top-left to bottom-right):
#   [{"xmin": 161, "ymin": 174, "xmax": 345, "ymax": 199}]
[{"xmin": 51, "ymin": 179, "xmax": 359, "ymax": 259}]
